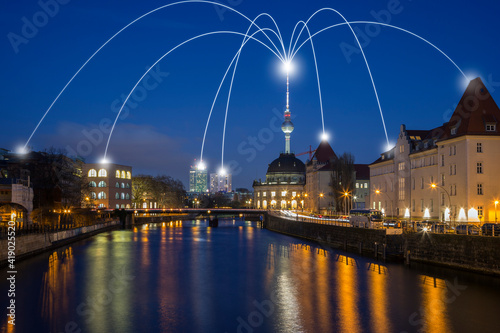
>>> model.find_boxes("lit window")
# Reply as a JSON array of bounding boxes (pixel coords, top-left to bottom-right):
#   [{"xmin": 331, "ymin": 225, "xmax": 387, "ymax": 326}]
[
  {"xmin": 126, "ymin": 193, "xmax": 130, "ymax": 200},
  {"xmin": 364, "ymin": 183, "xmax": 368, "ymax": 189},
  {"xmin": 121, "ymin": 171, "xmax": 126, "ymax": 178},
  {"xmin": 271, "ymin": 192, "xmax": 276, "ymax": 197},
  {"xmin": 98, "ymin": 204, "xmax": 105, "ymax": 209},
  {"xmin": 263, "ymin": 192, "xmax": 267, "ymax": 197},
  {"xmin": 115, "ymin": 193, "xmax": 120, "ymax": 199},
  {"xmin": 121, "ymin": 193, "xmax": 125, "ymax": 200},
  {"xmin": 98, "ymin": 169, "xmax": 107, "ymax": 177},
  {"xmin": 356, "ymin": 183, "xmax": 359, "ymax": 189},
  {"xmin": 477, "ymin": 184, "xmax": 483, "ymax": 195},
  {"xmin": 90, "ymin": 192, "xmax": 96, "ymax": 199},
  {"xmin": 281, "ymin": 191, "xmax": 286, "ymax": 197},
  {"xmin": 116, "ymin": 170, "xmax": 121, "ymax": 178},
  {"xmin": 98, "ymin": 181, "xmax": 106, "ymax": 188},
  {"xmin": 98, "ymin": 192, "xmax": 106, "ymax": 199},
  {"xmin": 126, "ymin": 171, "xmax": 131, "ymax": 179},
  {"xmin": 88, "ymin": 169, "xmax": 97, "ymax": 177},
  {"xmin": 116, "ymin": 204, "xmax": 119, "ymax": 209},
  {"xmin": 126, "ymin": 183, "xmax": 130, "ymax": 189},
  {"xmin": 121, "ymin": 182, "xmax": 125, "ymax": 188},
  {"xmin": 116, "ymin": 182, "xmax": 120, "ymax": 188},
  {"xmin": 89, "ymin": 181, "xmax": 96, "ymax": 187},
  {"xmin": 292, "ymin": 192, "xmax": 296, "ymax": 197}
]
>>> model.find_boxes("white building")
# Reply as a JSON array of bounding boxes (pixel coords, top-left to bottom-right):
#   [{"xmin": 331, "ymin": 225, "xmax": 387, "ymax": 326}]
[
  {"xmin": 369, "ymin": 77, "xmax": 500, "ymax": 223},
  {"xmin": 210, "ymin": 173, "xmax": 232, "ymax": 193}
]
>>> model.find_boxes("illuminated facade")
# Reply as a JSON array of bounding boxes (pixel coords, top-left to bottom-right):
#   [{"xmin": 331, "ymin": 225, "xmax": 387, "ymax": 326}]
[
  {"xmin": 370, "ymin": 78, "xmax": 500, "ymax": 223},
  {"xmin": 189, "ymin": 164, "xmax": 207, "ymax": 193},
  {"xmin": 210, "ymin": 172, "xmax": 232, "ymax": 193},
  {"xmin": 83, "ymin": 163, "xmax": 132, "ymax": 209}
]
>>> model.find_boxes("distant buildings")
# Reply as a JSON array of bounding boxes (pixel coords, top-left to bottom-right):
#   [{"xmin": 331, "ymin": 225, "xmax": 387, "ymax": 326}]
[
  {"xmin": 354, "ymin": 164, "xmax": 370, "ymax": 209},
  {"xmin": 83, "ymin": 163, "xmax": 132, "ymax": 209},
  {"xmin": 189, "ymin": 163, "xmax": 208, "ymax": 193},
  {"xmin": 369, "ymin": 77, "xmax": 500, "ymax": 223},
  {"xmin": 210, "ymin": 172, "xmax": 232, "ymax": 193}
]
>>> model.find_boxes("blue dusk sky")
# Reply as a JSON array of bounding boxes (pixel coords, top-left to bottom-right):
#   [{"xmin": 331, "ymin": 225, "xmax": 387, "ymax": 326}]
[{"xmin": 1, "ymin": 0, "xmax": 500, "ymax": 189}]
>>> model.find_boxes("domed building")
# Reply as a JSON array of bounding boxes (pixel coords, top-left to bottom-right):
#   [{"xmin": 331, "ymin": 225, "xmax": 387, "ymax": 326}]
[{"xmin": 253, "ymin": 70, "xmax": 306, "ymax": 210}]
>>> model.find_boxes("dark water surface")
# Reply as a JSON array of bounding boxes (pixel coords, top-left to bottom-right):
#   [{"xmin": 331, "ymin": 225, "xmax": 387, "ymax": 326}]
[{"xmin": 1, "ymin": 218, "xmax": 500, "ymax": 333}]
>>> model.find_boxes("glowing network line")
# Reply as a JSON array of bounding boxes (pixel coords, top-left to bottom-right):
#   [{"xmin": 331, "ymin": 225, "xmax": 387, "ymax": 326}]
[
  {"xmin": 292, "ymin": 21, "xmax": 468, "ymax": 80},
  {"xmin": 22, "ymin": 0, "xmax": 286, "ymax": 151},
  {"xmin": 104, "ymin": 30, "xmax": 285, "ymax": 160},
  {"xmin": 219, "ymin": 14, "xmax": 288, "ymax": 170}
]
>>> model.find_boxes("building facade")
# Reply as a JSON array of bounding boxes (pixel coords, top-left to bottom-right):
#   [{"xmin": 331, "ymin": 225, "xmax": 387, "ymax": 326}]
[
  {"xmin": 83, "ymin": 163, "xmax": 132, "ymax": 209},
  {"xmin": 354, "ymin": 164, "xmax": 370, "ymax": 209},
  {"xmin": 210, "ymin": 172, "xmax": 232, "ymax": 193},
  {"xmin": 369, "ymin": 77, "xmax": 500, "ymax": 223},
  {"xmin": 189, "ymin": 164, "xmax": 208, "ymax": 193}
]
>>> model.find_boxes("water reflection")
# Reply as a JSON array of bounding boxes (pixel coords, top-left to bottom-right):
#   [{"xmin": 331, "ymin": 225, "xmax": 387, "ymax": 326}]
[{"xmin": 419, "ymin": 275, "xmax": 452, "ymax": 332}]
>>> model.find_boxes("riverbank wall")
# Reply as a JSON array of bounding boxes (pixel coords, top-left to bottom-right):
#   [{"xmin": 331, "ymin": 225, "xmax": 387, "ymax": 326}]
[
  {"xmin": 265, "ymin": 214, "xmax": 500, "ymax": 276},
  {"xmin": 0, "ymin": 220, "xmax": 120, "ymax": 266}
]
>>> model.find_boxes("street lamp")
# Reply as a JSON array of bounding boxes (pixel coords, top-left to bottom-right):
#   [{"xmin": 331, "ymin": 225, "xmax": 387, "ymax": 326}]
[
  {"xmin": 343, "ymin": 191, "xmax": 350, "ymax": 216},
  {"xmin": 431, "ymin": 183, "xmax": 453, "ymax": 226},
  {"xmin": 319, "ymin": 193, "xmax": 324, "ymax": 214},
  {"xmin": 375, "ymin": 189, "xmax": 393, "ymax": 219},
  {"xmin": 495, "ymin": 200, "xmax": 499, "ymax": 223}
]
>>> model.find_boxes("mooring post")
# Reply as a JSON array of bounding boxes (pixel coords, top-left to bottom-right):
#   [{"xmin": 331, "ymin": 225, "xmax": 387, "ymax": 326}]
[
  {"xmin": 406, "ymin": 250, "xmax": 411, "ymax": 265},
  {"xmin": 383, "ymin": 243, "xmax": 387, "ymax": 261},
  {"xmin": 374, "ymin": 242, "xmax": 378, "ymax": 259},
  {"xmin": 359, "ymin": 241, "xmax": 362, "ymax": 254}
]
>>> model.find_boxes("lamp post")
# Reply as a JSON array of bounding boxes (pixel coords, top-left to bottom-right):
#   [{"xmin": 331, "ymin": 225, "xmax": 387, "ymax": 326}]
[
  {"xmin": 431, "ymin": 183, "xmax": 452, "ymax": 227},
  {"xmin": 495, "ymin": 200, "xmax": 498, "ymax": 223},
  {"xmin": 319, "ymin": 193, "xmax": 324, "ymax": 215},
  {"xmin": 342, "ymin": 192, "xmax": 350, "ymax": 216},
  {"xmin": 375, "ymin": 189, "xmax": 393, "ymax": 219}
]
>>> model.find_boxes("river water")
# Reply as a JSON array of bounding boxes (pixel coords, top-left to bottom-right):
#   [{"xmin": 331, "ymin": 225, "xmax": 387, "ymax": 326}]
[{"xmin": 1, "ymin": 218, "xmax": 499, "ymax": 333}]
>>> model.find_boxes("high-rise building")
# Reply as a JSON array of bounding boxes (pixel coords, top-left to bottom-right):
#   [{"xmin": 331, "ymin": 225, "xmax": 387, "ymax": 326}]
[
  {"xmin": 189, "ymin": 164, "xmax": 208, "ymax": 193},
  {"xmin": 210, "ymin": 173, "xmax": 232, "ymax": 193}
]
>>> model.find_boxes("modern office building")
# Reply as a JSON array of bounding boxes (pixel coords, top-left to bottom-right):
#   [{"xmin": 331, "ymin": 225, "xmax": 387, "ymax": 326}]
[
  {"xmin": 369, "ymin": 77, "xmax": 500, "ymax": 223},
  {"xmin": 189, "ymin": 163, "xmax": 208, "ymax": 193},
  {"xmin": 83, "ymin": 163, "xmax": 132, "ymax": 209},
  {"xmin": 210, "ymin": 172, "xmax": 232, "ymax": 193}
]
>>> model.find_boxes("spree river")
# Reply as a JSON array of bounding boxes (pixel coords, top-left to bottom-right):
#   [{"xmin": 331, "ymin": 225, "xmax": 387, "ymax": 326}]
[{"xmin": 1, "ymin": 218, "xmax": 500, "ymax": 333}]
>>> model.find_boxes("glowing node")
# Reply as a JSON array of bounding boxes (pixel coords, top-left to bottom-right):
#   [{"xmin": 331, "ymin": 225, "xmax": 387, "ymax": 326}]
[
  {"xmin": 100, "ymin": 158, "xmax": 110, "ymax": 164},
  {"xmin": 197, "ymin": 161, "xmax": 206, "ymax": 171},
  {"xmin": 16, "ymin": 146, "xmax": 27, "ymax": 154},
  {"xmin": 219, "ymin": 167, "xmax": 226, "ymax": 175},
  {"xmin": 321, "ymin": 132, "xmax": 329, "ymax": 141},
  {"xmin": 283, "ymin": 60, "xmax": 293, "ymax": 74}
]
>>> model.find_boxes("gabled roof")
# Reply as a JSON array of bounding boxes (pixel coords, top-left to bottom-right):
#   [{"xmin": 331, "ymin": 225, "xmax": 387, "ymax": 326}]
[
  {"xmin": 311, "ymin": 140, "xmax": 337, "ymax": 163},
  {"xmin": 440, "ymin": 77, "xmax": 500, "ymax": 140}
]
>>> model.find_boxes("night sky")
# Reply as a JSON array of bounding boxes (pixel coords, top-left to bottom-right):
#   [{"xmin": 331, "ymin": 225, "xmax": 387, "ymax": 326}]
[{"xmin": 1, "ymin": 0, "xmax": 500, "ymax": 190}]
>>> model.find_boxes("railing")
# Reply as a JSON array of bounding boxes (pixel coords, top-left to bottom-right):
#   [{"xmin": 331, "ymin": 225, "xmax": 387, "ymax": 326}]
[
  {"xmin": 269, "ymin": 210, "xmax": 350, "ymax": 227},
  {"xmin": 0, "ymin": 218, "xmax": 118, "ymax": 239}
]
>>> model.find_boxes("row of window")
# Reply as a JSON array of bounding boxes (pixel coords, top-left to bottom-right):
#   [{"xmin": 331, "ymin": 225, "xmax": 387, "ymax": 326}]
[
  {"xmin": 355, "ymin": 183, "xmax": 368, "ymax": 189},
  {"xmin": 115, "ymin": 170, "xmax": 131, "ymax": 179},
  {"xmin": 89, "ymin": 192, "xmax": 130, "ymax": 200},
  {"xmin": 257, "ymin": 191, "xmax": 299, "ymax": 197},
  {"xmin": 96, "ymin": 204, "xmax": 131, "ymax": 209},
  {"xmin": 88, "ymin": 169, "xmax": 131, "ymax": 179},
  {"xmin": 89, "ymin": 181, "xmax": 130, "ymax": 189}
]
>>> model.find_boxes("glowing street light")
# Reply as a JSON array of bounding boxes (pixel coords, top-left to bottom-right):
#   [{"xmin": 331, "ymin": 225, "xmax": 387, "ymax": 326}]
[
  {"xmin": 283, "ymin": 60, "xmax": 293, "ymax": 74},
  {"xmin": 321, "ymin": 132, "xmax": 329, "ymax": 141},
  {"xmin": 430, "ymin": 183, "xmax": 453, "ymax": 226},
  {"xmin": 495, "ymin": 200, "xmax": 499, "ymax": 223},
  {"xmin": 375, "ymin": 189, "xmax": 393, "ymax": 219}
]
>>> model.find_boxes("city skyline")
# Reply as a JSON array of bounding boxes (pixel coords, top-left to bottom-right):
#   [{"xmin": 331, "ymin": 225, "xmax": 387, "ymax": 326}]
[{"xmin": 1, "ymin": 0, "xmax": 500, "ymax": 190}]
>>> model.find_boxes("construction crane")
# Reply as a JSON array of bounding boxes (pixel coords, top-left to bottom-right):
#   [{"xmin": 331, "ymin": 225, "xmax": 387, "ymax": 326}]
[{"xmin": 296, "ymin": 145, "xmax": 316, "ymax": 160}]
